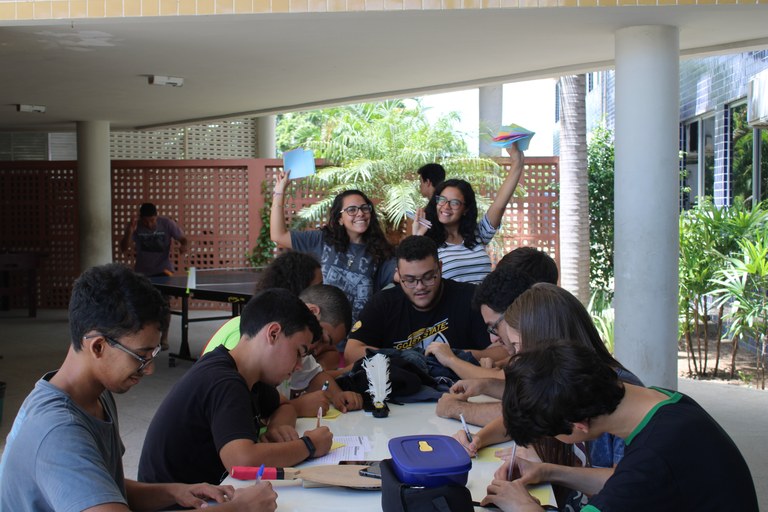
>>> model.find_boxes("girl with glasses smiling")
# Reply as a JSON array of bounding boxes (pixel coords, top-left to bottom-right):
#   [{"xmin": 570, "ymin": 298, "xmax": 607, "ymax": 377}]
[
  {"xmin": 413, "ymin": 143, "xmax": 525, "ymax": 284},
  {"xmin": 271, "ymin": 171, "xmax": 395, "ymax": 331}
]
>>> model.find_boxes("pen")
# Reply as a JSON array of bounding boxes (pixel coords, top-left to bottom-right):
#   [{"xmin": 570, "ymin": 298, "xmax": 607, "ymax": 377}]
[
  {"xmin": 256, "ymin": 463, "xmax": 265, "ymax": 481},
  {"xmin": 460, "ymin": 413, "xmax": 477, "ymax": 458},
  {"xmin": 317, "ymin": 406, "xmax": 323, "ymax": 428},
  {"xmin": 321, "ymin": 380, "xmax": 329, "ymax": 391},
  {"xmin": 507, "ymin": 441, "xmax": 517, "ymax": 481},
  {"xmin": 406, "ymin": 211, "xmax": 432, "ymax": 229}
]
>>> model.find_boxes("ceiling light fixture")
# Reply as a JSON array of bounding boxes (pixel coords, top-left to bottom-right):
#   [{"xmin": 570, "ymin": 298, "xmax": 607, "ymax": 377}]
[
  {"xmin": 17, "ymin": 104, "xmax": 46, "ymax": 113},
  {"xmin": 148, "ymin": 75, "xmax": 184, "ymax": 87}
]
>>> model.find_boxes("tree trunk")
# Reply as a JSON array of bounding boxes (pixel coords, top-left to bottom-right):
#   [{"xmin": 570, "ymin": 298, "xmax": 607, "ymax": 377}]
[
  {"xmin": 558, "ymin": 75, "xmax": 590, "ymax": 304},
  {"xmin": 713, "ymin": 304, "xmax": 724, "ymax": 377}
]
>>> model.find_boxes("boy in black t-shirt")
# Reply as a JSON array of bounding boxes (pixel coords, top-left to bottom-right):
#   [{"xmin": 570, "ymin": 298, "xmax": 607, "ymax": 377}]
[{"xmin": 344, "ymin": 235, "xmax": 506, "ymax": 366}]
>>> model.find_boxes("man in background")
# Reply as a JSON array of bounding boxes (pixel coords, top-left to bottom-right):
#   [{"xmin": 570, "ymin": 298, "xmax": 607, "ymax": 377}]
[{"xmin": 418, "ymin": 163, "xmax": 446, "ymax": 200}]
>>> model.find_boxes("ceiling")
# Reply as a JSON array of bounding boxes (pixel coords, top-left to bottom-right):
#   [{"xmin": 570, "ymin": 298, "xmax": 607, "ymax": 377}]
[{"xmin": 1, "ymin": 5, "xmax": 767, "ymax": 132}]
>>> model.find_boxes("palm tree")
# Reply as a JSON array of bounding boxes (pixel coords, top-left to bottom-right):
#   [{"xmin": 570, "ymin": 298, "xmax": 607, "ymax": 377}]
[
  {"xmin": 294, "ymin": 101, "xmax": 511, "ymax": 238},
  {"xmin": 558, "ymin": 75, "xmax": 590, "ymax": 304}
]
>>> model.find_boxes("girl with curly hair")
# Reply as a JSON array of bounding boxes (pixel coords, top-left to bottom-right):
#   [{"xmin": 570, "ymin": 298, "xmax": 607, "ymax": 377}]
[
  {"xmin": 270, "ymin": 171, "xmax": 395, "ymax": 327},
  {"xmin": 413, "ymin": 143, "xmax": 525, "ymax": 283}
]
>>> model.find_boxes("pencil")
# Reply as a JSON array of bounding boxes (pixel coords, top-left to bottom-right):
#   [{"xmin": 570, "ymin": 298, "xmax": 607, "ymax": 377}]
[{"xmin": 507, "ymin": 442, "xmax": 517, "ymax": 481}]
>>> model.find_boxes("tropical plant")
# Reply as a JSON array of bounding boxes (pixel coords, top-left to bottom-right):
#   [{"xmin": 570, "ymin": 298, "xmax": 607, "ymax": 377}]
[
  {"xmin": 713, "ymin": 225, "xmax": 768, "ymax": 388},
  {"xmin": 679, "ymin": 198, "xmax": 768, "ymax": 379},
  {"xmin": 587, "ymin": 123, "xmax": 615, "ymax": 299},
  {"xmin": 247, "ymin": 181, "xmax": 277, "ymax": 267},
  {"xmin": 588, "ymin": 289, "xmax": 615, "ymax": 354},
  {"xmin": 282, "ymin": 100, "xmax": 515, "ymax": 239}
]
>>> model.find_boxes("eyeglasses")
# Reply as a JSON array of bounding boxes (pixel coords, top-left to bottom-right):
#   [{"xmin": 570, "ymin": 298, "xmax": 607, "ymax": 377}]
[
  {"xmin": 400, "ymin": 270, "xmax": 439, "ymax": 289},
  {"xmin": 341, "ymin": 204, "xmax": 373, "ymax": 216},
  {"xmin": 84, "ymin": 334, "xmax": 160, "ymax": 373},
  {"xmin": 487, "ymin": 314, "xmax": 504, "ymax": 337},
  {"xmin": 435, "ymin": 196, "xmax": 464, "ymax": 209}
]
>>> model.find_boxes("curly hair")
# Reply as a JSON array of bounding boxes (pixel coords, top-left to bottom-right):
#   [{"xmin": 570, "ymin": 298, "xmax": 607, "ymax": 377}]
[
  {"xmin": 471, "ymin": 266, "xmax": 536, "ymax": 313},
  {"xmin": 68, "ymin": 263, "xmax": 169, "ymax": 351},
  {"xmin": 423, "ymin": 179, "xmax": 479, "ymax": 249},
  {"xmin": 320, "ymin": 189, "xmax": 394, "ymax": 265},
  {"xmin": 255, "ymin": 251, "xmax": 321, "ymax": 295},
  {"xmin": 502, "ymin": 340, "xmax": 625, "ymax": 447}
]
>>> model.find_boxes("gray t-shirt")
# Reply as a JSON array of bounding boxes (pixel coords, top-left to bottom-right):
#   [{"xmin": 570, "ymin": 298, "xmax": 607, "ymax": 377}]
[
  {"xmin": 132, "ymin": 215, "xmax": 184, "ymax": 276},
  {"xmin": 0, "ymin": 373, "xmax": 127, "ymax": 512},
  {"xmin": 291, "ymin": 230, "xmax": 395, "ymax": 324}
]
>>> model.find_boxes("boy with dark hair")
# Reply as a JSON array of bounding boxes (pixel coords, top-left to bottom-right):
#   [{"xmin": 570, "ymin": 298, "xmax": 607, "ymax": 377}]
[
  {"xmin": 417, "ymin": 163, "xmax": 446, "ymax": 200},
  {"xmin": 344, "ymin": 235, "xmax": 501, "ymax": 365},
  {"xmin": 201, "ymin": 284, "xmax": 362, "ymax": 415},
  {"xmin": 482, "ymin": 340, "xmax": 759, "ymax": 512},
  {"xmin": 0, "ymin": 263, "xmax": 276, "ymax": 511},
  {"xmin": 496, "ymin": 247, "xmax": 558, "ymax": 286},
  {"xmin": 139, "ymin": 288, "xmax": 334, "ymax": 487}
]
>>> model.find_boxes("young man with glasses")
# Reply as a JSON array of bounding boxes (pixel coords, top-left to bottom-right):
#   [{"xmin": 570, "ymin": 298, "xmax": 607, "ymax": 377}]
[
  {"xmin": 343, "ymin": 235, "xmax": 502, "ymax": 366},
  {"xmin": 0, "ymin": 263, "xmax": 277, "ymax": 512}
]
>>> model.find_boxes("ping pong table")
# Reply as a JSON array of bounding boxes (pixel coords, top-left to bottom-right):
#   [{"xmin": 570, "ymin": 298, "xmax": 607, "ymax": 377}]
[{"xmin": 150, "ymin": 269, "xmax": 261, "ymax": 366}]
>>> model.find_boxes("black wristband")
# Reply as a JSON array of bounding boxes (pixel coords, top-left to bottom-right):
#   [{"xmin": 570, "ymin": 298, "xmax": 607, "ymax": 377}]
[{"xmin": 300, "ymin": 435, "xmax": 316, "ymax": 458}]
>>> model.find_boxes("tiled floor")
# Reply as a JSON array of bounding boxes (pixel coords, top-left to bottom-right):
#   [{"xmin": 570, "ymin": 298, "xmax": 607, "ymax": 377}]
[{"xmin": 2, "ymin": 308, "xmax": 767, "ymax": 510}]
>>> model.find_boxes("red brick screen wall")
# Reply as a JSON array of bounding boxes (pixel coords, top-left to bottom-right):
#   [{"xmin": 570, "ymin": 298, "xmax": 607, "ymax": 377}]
[{"xmin": 1, "ymin": 157, "xmax": 558, "ymax": 309}]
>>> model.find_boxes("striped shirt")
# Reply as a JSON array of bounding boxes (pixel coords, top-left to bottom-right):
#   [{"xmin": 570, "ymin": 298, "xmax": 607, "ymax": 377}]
[{"xmin": 438, "ymin": 214, "xmax": 497, "ymax": 284}]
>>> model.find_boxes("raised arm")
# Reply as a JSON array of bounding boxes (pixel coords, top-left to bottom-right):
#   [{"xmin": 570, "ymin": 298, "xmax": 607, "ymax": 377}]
[
  {"xmin": 119, "ymin": 219, "xmax": 137, "ymax": 255},
  {"xmin": 485, "ymin": 142, "xmax": 525, "ymax": 229},
  {"xmin": 269, "ymin": 170, "xmax": 293, "ymax": 249}
]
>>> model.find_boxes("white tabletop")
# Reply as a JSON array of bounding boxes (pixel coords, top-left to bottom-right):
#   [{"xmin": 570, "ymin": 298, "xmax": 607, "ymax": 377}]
[{"xmin": 222, "ymin": 401, "xmax": 554, "ymax": 511}]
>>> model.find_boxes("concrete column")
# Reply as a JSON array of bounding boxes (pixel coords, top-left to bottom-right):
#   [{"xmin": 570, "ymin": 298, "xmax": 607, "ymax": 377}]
[
  {"xmin": 479, "ymin": 85, "xmax": 503, "ymax": 157},
  {"xmin": 614, "ymin": 26, "xmax": 679, "ymax": 389},
  {"xmin": 77, "ymin": 121, "xmax": 112, "ymax": 271},
  {"xmin": 257, "ymin": 115, "xmax": 277, "ymax": 158}
]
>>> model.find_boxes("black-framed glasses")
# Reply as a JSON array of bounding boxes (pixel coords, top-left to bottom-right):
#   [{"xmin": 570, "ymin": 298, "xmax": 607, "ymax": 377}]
[
  {"xmin": 400, "ymin": 269, "xmax": 439, "ymax": 289},
  {"xmin": 435, "ymin": 195, "xmax": 464, "ymax": 209},
  {"xmin": 341, "ymin": 204, "xmax": 373, "ymax": 216},
  {"xmin": 487, "ymin": 314, "xmax": 504, "ymax": 337},
  {"xmin": 84, "ymin": 334, "xmax": 160, "ymax": 373}
]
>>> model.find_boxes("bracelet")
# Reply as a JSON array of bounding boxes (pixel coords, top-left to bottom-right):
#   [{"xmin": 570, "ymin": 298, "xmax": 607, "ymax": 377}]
[{"xmin": 300, "ymin": 435, "xmax": 316, "ymax": 458}]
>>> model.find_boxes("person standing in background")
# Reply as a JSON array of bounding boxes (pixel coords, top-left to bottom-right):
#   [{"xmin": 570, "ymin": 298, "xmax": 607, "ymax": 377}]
[
  {"xmin": 120, "ymin": 202, "xmax": 188, "ymax": 350},
  {"xmin": 417, "ymin": 163, "xmax": 446, "ymax": 201}
]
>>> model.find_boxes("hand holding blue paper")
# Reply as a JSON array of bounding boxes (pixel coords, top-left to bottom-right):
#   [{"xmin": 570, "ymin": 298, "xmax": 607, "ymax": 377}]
[{"xmin": 283, "ymin": 148, "xmax": 316, "ymax": 179}]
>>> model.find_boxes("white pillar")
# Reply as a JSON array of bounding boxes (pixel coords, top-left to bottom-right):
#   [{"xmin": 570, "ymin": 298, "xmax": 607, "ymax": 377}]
[
  {"xmin": 77, "ymin": 121, "xmax": 112, "ymax": 271},
  {"xmin": 479, "ymin": 85, "xmax": 503, "ymax": 157},
  {"xmin": 614, "ymin": 26, "xmax": 679, "ymax": 389},
  {"xmin": 257, "ymin": 115, "xmax": 277, "ymax": 158}
]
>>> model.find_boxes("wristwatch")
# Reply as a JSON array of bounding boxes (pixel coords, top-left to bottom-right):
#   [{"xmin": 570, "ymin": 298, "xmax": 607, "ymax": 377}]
[{"xmin": 300, "ymin": 435, "xmax": 316, "ymax": 458}]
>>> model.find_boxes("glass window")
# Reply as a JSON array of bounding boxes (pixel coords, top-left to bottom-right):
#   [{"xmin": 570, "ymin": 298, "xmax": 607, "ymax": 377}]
[
  {"xmin": 730, "ymin": 103, "xmax": 754, "ymax": 205},
  {"xmin": 702, "ymin": 116, "xmax": 715, "ymax": 199}
]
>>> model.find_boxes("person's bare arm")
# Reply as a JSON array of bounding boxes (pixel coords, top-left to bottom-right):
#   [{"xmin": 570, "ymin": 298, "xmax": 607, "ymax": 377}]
[
  {"xmin": 269, "ymin": 170, "xmax": 293, "ymax": 249},
  {"xmin": 177, "ymin": 234, "xmax": 189, "ymax": 254},
  {"xmin": 467, "ymin": 344, "xmax": 509, "ymax": 363},
  {"xmin": 435, "ymin": 394, "xmax": 502, "ymax": 426},
  {"xmin": 343, "ymin": 338, "xmax": 376, "ymax": 366},
  {"xmin": 486, "ymin": 142, "xmax": 525, "ymax": 228},
  {"xmin": 119, "ymin": 220, "xmax": 136, "ymax": 255},
  {"xmin": 425, "ymin": 343, "xmax": 503, "ymax": 380}
]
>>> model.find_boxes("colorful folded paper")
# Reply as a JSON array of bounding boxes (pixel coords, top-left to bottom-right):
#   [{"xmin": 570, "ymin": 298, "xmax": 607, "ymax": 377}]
[{"xmin": 491, "ymin": 124, "xmax": 535, "ymax": 151}]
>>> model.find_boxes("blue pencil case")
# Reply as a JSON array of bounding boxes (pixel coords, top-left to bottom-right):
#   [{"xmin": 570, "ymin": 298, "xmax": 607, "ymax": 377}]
[{"xmin": 388, "ymin": 435, "xmax": 472, "ymax": 487}]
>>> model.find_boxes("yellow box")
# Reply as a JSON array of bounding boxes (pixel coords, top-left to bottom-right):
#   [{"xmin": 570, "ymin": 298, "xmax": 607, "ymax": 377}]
[
  {"xmin": 197, "ymin": 0, "xmax": 215, "ymax": 13},
  {"xmin": 34, "ymin": 1, "xmax": 53, "ymax": 18},
  {"xmin": 106, "ymin": 0, "xmax": 123, "ymax": 16},
  {"xmin": 51, "ymin": 0, "xmax": 70, "ymax": 17},
  {"xmin": 216, "ymin": 0, "xmax": 235, "ymax": 12},
  {"xmin": 124, "ymin": 0, "xmax": 142, "ymax": 15}
]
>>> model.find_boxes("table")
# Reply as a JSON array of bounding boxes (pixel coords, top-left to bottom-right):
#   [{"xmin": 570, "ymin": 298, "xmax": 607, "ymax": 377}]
[
  {"xmin": 150, "ymin": 269, "xmax": 261, "ymax": 365},
  {"xmin": 222, "ymin": 401, "xmax": 555, "ymax": 511}
]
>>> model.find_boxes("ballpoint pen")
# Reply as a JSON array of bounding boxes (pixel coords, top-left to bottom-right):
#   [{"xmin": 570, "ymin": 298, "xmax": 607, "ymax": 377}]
[
  {"xmin": 321, "ymin": 380, "xmax": 330, "ymax": 392},
  {"xmin": 507, "ymin": 441, "xmax": 517, "ymax": 481},
  {"xmin": 256, "ymin": 463, "xmax": 265, "ymax": 481},
  {"xmin": 459, "ymin": 413, "xmax": 477, "ymax": 458}
]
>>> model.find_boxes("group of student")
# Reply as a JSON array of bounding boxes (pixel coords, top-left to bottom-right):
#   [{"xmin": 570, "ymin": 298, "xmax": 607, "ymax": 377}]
[{"xmin": 0, "ymin": 140, "xmax": 760, "ymax": 512}]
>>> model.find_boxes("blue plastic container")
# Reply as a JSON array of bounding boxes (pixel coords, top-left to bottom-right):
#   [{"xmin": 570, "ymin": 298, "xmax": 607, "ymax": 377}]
[{"xmin": 388, "ymin": 435, "xmax": 472, "ymax": 487}]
